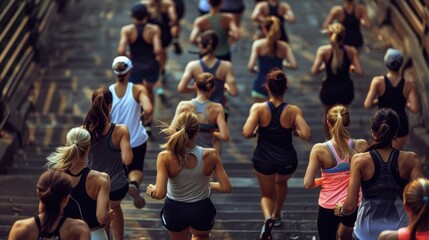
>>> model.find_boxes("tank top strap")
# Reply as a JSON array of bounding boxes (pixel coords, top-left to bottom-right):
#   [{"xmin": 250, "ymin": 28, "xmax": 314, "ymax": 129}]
[
  {"xmin": 212, "ymin": 59, "xmax": 221, "ymax": 71},
  {"xmin": 134, "ymin": 23, "xmax": 145, "ymax": 41},
  {"xmin": 188, "ymin": 145, "xmax": 203, "ymax": 167},
  {"xmin": 343, "ymin": 5, "xmax": 354, "ymax": 17},
  {"xmin": 34, "ymin": 215, "xmax": 42, "ymax": 231},
  {"xmin": 52, "ymin": 216, "xmax": 67, "ymax": 236},
  {"xmin": 389, "ymin": 149, "xmax": 409, "ymax": 188},
  {"xmin": 383, "ymin": 75, "xmax": 392, "ymax": 88},
  {"xmin": 108, "ymin": 123, "xmax": 116, "ymax": 135},
  {"xmin": 199, "ymin": 59, "xmax": 209, "ymax": 72},
  {"xmin": 126, "ymin": 82, "xmax": 134, "ymax": 97}
]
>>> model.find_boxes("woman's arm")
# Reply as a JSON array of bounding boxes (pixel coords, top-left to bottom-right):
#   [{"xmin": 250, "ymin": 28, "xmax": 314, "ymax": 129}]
[
  {"xmin": 293, "ymin": 107, "xmax": 311, "ymax": 141},
  {"xmin": 177, "ymin": 62, "xmax": 197, "ymax": 93},
  {"xmin": 349, "ymin": 47, "xmax": 363, "ymax": 75},
  {"xmin": 224, "ymin": 62, "xmax": 239, "ymax": 97},
  {"xmin": 281, "ymin": 2, "xmax": 296, "ymax": 23},
  {"xmin": 189, "ymin": 17, "xmax": 202, "ymax": 44},
  {"xmin": 117, "ymin": 27, "xmax": 129, "ymax": 56},
  {"xmin": 95, "ymin": 173, "xmax": 111, "ymax": 225},
  {"xmin": 247, "ymin": 41, "xmax": 258, "ymax": 72},
  {"xmin": 406, "ymin": 80, "xmax": 420, "ymax": 113},
  {"xmin": 251, "ymin": 2, "xmax": 266, "ymax": 24},
  {"xmin": 322, "ymin": 6, "xmax": 341, "ymax": 28},
  {"xmin": 304, "ymin": 144, "xmax": 322, "ymax": 189},
  {"xmin": 118, "ymin": 125, "xmax": 133, "ymax": 166},
  {"xmin": 146, "ymin": 151, "xmax": 169, "ymax": 199},
  {"xmin": 284, "ymin": 43, "xmax": 298, "ymax": 69},
  {"xmin": 213, "ymin": 104, "xmax": 230, "ymax": 141},
  {"xmin": 209, "ymin": 150, "xmax": 232, "ymax": 193},
  {"xmin": 242, "ymin": 104, "xmax": 260, "ymax": 138},
  {"xmin": 310, "ymin": 47, "xmax": 325, "ymax": 75},
  {"xmin": 358, "ymin": 4, "xmax": 372, "ymax": 28},
  {"xmin": 363, "ymin": 77, "xmax": 380, "ymax": 109},
  {"xmin": 377, "ymin": 230, "xmax": 399, "ymax": 240}
]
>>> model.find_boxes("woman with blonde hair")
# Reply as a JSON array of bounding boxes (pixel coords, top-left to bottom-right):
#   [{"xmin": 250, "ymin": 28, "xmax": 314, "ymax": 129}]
[
  {"xmin": 304, "ymin": 105, "xmax": 367, "ymax": 240},
  {"xmin": 8, "ymin": 170, "xmax": 90, "ymax": 240},
  {"xmin": 45, "ymin": 127, "xmax": 112, "ymax": 240},
  {"xmin": 247, "ymin": 16, "xmax": 297, "ymax": 103},
  {"xmin": 243, "ymin": 69, "xmax": 311, "ymax": 240},
  {"xmin": 378, "ymin": 178, "xmax": 429, "ymax": 240},
  {"xmin": 311, "ymin": 22, "xmax": 363, "ymax": 138},
  {"xmin": 146, "ymin": 112, "xmax": 232, "ymax": 240},
  {"xmin": 171, "ymin": 72, "xmax": 229, "ymax": 153}
]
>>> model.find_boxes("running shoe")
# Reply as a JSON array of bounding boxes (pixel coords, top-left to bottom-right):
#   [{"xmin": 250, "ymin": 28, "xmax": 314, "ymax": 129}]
[
  {"xmin": 128, "ymin": 181, "xmax": 146, "ymax": 209},
  {"xmin": 273, "ymin": 217, "xmax": 282, "ymax": 227},
  {"xmin": 173, "ymin": 39, "xmax": 182, "ymax": 55},
  {"xmin": 260, "ymin": 218, "xmax": 274, "ymax": 240}
]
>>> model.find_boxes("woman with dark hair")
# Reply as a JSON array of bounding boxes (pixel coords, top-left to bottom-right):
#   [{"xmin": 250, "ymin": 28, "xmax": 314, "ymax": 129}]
[
  {"xmin": 45, "ymin": 127, "xmax": 112, "ymax": 240},
  {"xmin": 146, "ymin": 112, "xmax": 232, "ymax": 240},
  {"xmin": 172, "ymin": 72, "xmax": 229, "ymax": 153},
  {"xmin": 9, "ymin": 170, "xmax": 90, "ymax": 239},
  {"xmin": 247, "ymin": 15, "xmax": 297, "ymax": 103},
  {"xmin": 83, "ymin": 87, "xmax": 133, "ymax": 240},
  {"xmin": 179, "ymin": 30, "xmax": 238, "ymax": 103},
  {"xmin": 378, "ymin": 178, "xmax": 429, "ymax": 240},
  {"xmin": 243, "ymin": 69, "xmax": 311, "ymax": 240},
  {"xmin": 323, "ymin": 0, "xmax": 371, "ymax": 52},
  {"xmin": 304, "ymin": 105, "xmax": 367, "ymax": 240},
  {"xmin": 190, "ymin": 0, "xmax": 240, "ymax": 61},
  {"xmin": 334, "ymin": 108, "xmax": 424, "ymax": 240},
  {"xmin": 311, "ymin": 22, "xmax": 363, "ymax": 138},
  {"xmin": 364, "ymin": 48, "xmax": 420, "ymax": 149}
]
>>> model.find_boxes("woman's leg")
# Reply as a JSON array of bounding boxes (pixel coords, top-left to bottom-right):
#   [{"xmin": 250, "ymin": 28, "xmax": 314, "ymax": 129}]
[
  {"xmin": 338, "ymin": 223, "xmax": 353, "ymax": 240},
  {"xmin": 254, "ymin": 170, "xmax": 276, "ymax": 220},
  {"xmin": 109, "ymin": 200, "xmax": 124, "ymax": 240},
  {"xmin": 272, "ymin": 173, "xmax": 293, "ymax": 219},
  {"xmin": 190, "ymin": 228, "xmax": 211, "ymax": 240},
  {"xmin": 168, "ymin": 228, "xmax": 191, "ymax": 240}
]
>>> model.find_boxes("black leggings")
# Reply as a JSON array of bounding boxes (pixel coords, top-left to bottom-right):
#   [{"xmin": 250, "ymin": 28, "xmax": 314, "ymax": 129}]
[{"xmin": 317, "ymin": 206, "xmax": 357, "ymax": 240}]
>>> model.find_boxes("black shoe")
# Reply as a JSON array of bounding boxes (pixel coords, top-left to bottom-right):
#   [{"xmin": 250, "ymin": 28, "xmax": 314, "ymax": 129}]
[
  {"xmin": 173, "ymin": 40, "xmax": 182, "ymax": 55},
  {"xmin": 260, "ymin": 218, "xmax": 274, "ymax": 240}
]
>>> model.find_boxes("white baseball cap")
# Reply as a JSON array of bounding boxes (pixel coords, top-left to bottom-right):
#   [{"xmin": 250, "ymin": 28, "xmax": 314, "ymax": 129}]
[{"xmin": 112, "ymin": 56, "xmax": 133, "ymax": 76}]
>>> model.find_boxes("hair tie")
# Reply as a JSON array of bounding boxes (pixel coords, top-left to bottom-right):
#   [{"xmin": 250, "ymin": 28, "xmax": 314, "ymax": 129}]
[
  {"xmin": 72, "ymin": 140, "xmax": 78, "ymax": 145},
  {"xmin": 337, "ymin": 112, "xmax": 342, "ymax": 118},
  {"xmin": 423, "ymin": 196, "xmax": 429, "ymax": 203}
]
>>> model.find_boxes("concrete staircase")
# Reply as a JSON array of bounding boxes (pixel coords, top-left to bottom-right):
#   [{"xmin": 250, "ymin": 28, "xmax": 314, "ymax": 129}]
[{"xmin": 1, "ymin": 0, "xmax": 419, "ymax": 239}]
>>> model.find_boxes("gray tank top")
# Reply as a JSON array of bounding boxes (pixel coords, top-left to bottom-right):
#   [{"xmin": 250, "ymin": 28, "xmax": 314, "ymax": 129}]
[
  {"xmin": 192, "ymin": 99, "xmax": 217, "ymax": 148},
  {"xmin": 166, "ymin": 146, "xmax": 211, "ymax": 202},
  {"xmin": 88, "ymin": 123, "xmax": 128, "ymax": 192}
]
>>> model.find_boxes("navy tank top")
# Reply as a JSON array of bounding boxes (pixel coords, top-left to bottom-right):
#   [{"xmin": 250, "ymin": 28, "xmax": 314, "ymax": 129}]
[
  {"xmin": 63, "ymin": 167, "xmax": 100, "ymax": 229},
  {"xmin": 252, "ymin": 102, "xmax": 297, "ymax": 164},
  {"xmin": 199, "ymin": 59, "xmax": 225, "ymax": 105},
  {"xmin": 129, "ymin": 24, "xmax": 159, "ymax": 74},
  {"xmin": 341, "ymin": 6, "xmax": 363, "ymax": 48},
  {"xmin": 378, "ymin": 76, "xmax": 406, "ymax": 117}
]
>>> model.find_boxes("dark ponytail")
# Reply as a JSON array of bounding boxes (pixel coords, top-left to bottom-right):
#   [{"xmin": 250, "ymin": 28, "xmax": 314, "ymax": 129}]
[
  {"xmin": 366, "ymin": 108, "xmax": 400, "ymax": 151},
  {"xmin": 199, "ymin": 30, "xmax": 219, "ymax": 57},
  {"xmin": 83, "ymin": 87, "xmax": 113, "ymax": 146},
  {"xmin": 37, "ymin": 170, "xmax": 72, "ymax": 233}
]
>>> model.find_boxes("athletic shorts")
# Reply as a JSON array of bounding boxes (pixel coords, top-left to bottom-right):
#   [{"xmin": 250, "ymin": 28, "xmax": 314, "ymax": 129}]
[
  {"xmin": 128, "ymin": 143, "xmax": 147, "ymax": 172},
  {"xmin": 253, "ymin": 160, "xmax": 297, "ymax": 175},
  {"xmin": 317, "ymin": 206, "xmax": 358, "ymax": 240},
  {"xmin": 129, "ymin": 71, "xmax": 159, "ymax": 84},
  {"xmin": 161, "ymin": 197, "xmax": 216, "ymax": 232},
  {"xmin": 109, "ymin": 183, "xmax": 128, "ymax": 201}
]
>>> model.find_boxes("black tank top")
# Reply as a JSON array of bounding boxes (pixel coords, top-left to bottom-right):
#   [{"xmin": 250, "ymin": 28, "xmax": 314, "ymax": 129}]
[
  {"xmin": 130, "ymin": 24, "xmax": 157, "ymax": 63},
  {"xmin": 34, "ymin": 215, "xmax": 66, "ymax": 240},
  {"xmin": 378, "ymin": 75, "xmax": 406, "ymax": 117},
  {"xmin": 252, "ymin": 102, "xmax": 297, "ymax": 164},
  {"xmin": 268, "ymin": 2, "xmax": 288, "ymax": 42},
  {"xmin": 63, "ymin": 167, "xmax": 100, "ymax": 229},
  {"xmin": 341, "ymin": 6, "xmax": 363, "ymax": 48},
  {"xmin": 325, "ymin": 46, "xmax": 351, "ymax": 84}
]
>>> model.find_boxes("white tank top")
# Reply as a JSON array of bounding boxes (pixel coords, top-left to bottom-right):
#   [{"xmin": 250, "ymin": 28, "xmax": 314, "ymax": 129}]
[{"xmin": 109, "ymin": 83, "xmax": 148, "ymax": 147}]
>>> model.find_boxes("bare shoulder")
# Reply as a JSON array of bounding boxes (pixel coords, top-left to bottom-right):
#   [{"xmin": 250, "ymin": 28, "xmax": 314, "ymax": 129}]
[
  {"xmin": 311, "ymin": 142, "xmax": 327, "ymax": 153},
  {"xmin": 345, "ymin": 45, "xmax": 358, "ymax": 55},
  {"xmin": 203, "ymin": 147, "xmax": 219, "ymax": 160},
  {"xmin": 285, "ymin": 104, "xmax": 301, "ymax": 115},
  {"xmin": 89, "ymin": 170, "xmax": 110, "ymax": 185},
  {"xmin": 351, "ymin": 152, "xmax": 371, "ymax": 165},
  {"xmin": 65, "ymin": 218, "xmax": 90, "ymax": 233},
  {"xmin": 10, "ymin": 217, "xmax": 35, "ymax": 235},
  {"xmin": 114, "ymin": 124, "xmax": 130, "ymax": 134},
  {"xmin": 400, "ymin": 150, "xmax": 420, "ymax": 160},
  {"xmin": 176, "ymin": 100, "xmax": 194, "ymax": 112},
  {"xmin": 221, "ymin": 60, "xmax": 233, "ymax": 68},
  {"xmin": 330, "ymin": 5, "xmax": 343, "ymax": 14},
  {"xmin": 354, "ymin": 139, "xmax": 368, "ymax": 153}
]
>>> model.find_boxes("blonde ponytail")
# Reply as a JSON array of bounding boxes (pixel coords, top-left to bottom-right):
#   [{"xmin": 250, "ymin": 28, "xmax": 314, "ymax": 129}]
[
  {"xmin": 327, "ymin": 23, "xmax": 345, "ymax": 75},
  {"xmin": 327, "ymin": 105, "xmax": 355, "ymax": 159}
]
